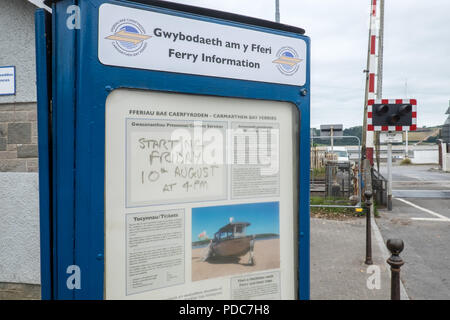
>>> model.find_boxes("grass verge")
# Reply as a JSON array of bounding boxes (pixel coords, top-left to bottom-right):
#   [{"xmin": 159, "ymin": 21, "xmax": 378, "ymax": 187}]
[
  {"xmin": 310, "ymin": 196, "xmax": 379, "ymax": 220},
  {"xmin": 400, "ymin": 158, "xmax": 412, "ymax": 165}
]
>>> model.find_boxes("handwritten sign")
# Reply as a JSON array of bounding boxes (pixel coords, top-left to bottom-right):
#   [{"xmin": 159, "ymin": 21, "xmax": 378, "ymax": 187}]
[{"xmin": 126, "ymin": 119, "xmax": 227, "ymax": 206}]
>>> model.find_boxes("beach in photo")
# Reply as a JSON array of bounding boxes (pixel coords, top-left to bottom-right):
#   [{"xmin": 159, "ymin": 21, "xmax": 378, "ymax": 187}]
[{"xmin": 191, "ymin": 202, "xmax": 280, "ymax": 282}]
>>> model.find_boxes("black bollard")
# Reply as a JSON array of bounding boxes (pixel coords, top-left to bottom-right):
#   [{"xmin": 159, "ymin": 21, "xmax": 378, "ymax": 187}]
[
  {"xmin": 386, "ymin": 239, "xmax": 405, "ymax": 300},
  {"xmin": 364, "ymin": 190, "xmax": 373, "ymax": 265}
]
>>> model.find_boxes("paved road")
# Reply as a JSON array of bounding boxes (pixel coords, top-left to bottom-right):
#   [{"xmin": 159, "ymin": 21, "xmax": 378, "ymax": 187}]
[
  {"xmin": 376, "ymin": 164, "xmax": 450, "ymax": 300},
  {"xmin": 379, "ymin": 164, "xmax": 450, "ymax": 192}
]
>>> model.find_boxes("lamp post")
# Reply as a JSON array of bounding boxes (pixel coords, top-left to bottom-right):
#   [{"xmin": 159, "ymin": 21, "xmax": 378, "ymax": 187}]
[{"xmin": 275, "ymin": 0, "xmax": 280, "ymax": 23}]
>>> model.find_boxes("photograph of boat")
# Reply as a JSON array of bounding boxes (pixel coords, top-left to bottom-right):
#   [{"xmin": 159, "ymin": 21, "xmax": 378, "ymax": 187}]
[
  {"xmin": 203, "ymin": 221, "xmax": 255, "ymax": 265},
  {"xmin": 191, "ymin": 202, "xmax": 280, "ymax": 282}
]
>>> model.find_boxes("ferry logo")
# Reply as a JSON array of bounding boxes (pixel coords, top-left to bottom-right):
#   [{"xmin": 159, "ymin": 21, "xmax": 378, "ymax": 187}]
[
  {"xmin": 273, "ymin": 47, "xmax": 303, "ymax": 76},
  {"xmin": 106, "ymin": 19, "xmax": 150, "ymax": 56}
]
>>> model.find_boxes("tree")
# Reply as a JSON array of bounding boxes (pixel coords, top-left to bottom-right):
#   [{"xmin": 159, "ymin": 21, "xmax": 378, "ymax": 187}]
[{"xmin": 343, "ymin": 126, "xmax": 362, "ymax": 141}]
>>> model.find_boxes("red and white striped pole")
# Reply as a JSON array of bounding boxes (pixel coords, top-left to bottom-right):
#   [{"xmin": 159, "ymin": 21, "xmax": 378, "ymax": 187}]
[{"xmin": 364, "ymin": 0, "xmax": 379, "ymax": 164}]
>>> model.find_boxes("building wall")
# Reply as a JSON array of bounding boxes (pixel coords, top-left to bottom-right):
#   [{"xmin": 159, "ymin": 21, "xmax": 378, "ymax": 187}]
[
  {"xmin": 0, "ymin": 173, "xmax": 40, "ymax": 284},
  {"xmin": 411, "ymin": 149, "xmax": 439, "ymax": 165},
  {"xmin": 0, "ymin": 0, "xmax": 37, "ymax": 103},
  {"xmin": 444, "ymin": 154, "xmax": 450, "ymax": 172},
  {"xmin": 0, "ymin": 0, "xmax": 38, "ymax": 171},
  {"xmin": 0, "ymin": 0, "xmax": 41, "ymax": 286}
]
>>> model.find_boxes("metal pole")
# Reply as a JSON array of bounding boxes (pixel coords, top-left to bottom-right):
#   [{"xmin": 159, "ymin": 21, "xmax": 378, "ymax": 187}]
[
  {"xmin": 405, "ymin": 131, "xmax": 409, "ymax": 158},
  {"xmin": 387, "ymin": 142, "xmax": 392, "ymax": 210},
  {"xmin": 275, "ymin": 0, "xmax": 280, "ymax": 23},
  {"xmin": 331, "ymin": 127, "xmax": 334, "ymax": 153},
  {"xmin": 386, "ymin": 239, "xmax": 405, "ymax": 300},
  {"xmin": 365, "ymin": 190, "xmax": 373, "ymax": 265},
  {"xmin": 361, "ymin": 51, "xmax": 371, "ymax": 162},
  {"xmin": 375, "ymin": 0, "xmax": 385, "ymax": 173},
  {"xmin": 363, "ymin": 159, "xmax": 373, "ymax": 265},
  {"xmin": 376, "ymin": 0, "xmax": 385, "ymax": 98}
]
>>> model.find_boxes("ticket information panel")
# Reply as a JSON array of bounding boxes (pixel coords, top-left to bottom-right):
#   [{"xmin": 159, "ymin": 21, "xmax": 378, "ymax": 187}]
[{"xmin": 105, "ymin": 89, "xmax": 298, "ymax": 299}]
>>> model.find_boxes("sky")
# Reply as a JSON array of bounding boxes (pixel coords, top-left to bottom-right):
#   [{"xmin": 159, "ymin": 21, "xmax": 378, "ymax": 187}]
[
  {"xmin": 169, "ymin": 0, "xmax": 450, "ymax": 128},
  {"xmin": 192, "ymin": 202, "xmax": 280, "ymax": 241}
]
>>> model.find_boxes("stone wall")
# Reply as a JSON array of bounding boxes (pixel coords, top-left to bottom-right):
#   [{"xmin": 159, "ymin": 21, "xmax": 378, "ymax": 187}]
[
  {"xmin": 0, "ymin": 283, "xmax": 41, "ymax": 300},
  {"xmin": 0, "ymin": 102, "xmax": 38, "ymax": 172}
]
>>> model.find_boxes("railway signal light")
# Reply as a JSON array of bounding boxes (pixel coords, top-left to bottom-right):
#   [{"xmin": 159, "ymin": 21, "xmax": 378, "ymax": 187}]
[
  {"xmin": 368, "ymin": 99, "xmax": 417, "ymax": 131},
  {"xmin": 399, "ymin": 104, "xmax": 412, "ymax": 114},
  {"xmin": 374, "ymin": 104, "xmax": 389, "ymax": 115}
]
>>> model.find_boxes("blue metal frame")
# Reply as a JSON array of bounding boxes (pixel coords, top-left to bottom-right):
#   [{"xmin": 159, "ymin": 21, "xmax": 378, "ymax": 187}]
[
  {"xmin": 52, "ymin": 0, "xmax": 78, "ymax": 300},
  {"xmin": 0, "ymin": 65, "xmax": 16, "ymax": 96},
  {"xmin": 35, "ymin": 9, "xmax": 53, "ymax": 300},
  {"xmin": 41, "ymin": 0, "xmax": 310, "ymax": 300}
]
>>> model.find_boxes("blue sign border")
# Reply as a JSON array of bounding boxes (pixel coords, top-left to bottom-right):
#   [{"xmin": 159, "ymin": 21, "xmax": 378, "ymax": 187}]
[{"xmin": 38, "ymin": 0, "xmax": 310, "ymax": 300}]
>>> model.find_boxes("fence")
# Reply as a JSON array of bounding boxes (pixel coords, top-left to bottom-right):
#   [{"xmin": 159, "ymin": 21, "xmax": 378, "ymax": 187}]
[{"xmin": 310, "ymin": 136, "xmax": 361, "ymax": 208}]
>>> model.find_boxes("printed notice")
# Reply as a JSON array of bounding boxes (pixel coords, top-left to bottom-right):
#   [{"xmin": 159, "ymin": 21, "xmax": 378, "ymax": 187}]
[
  {"xmin": 126, "ymin": 119, "xmax": 227, "ymax": 206},
  {"xmin": 231, "ymin": 271, "xmax": 281, "ymax": 300},
  {"xmin": 126, "ymin": 209, "xmax": 185, "ymax": 295},
  {"xmin": 231, "ymin": 122, "xmax": 280, "ymax": 198},
  {"xmin": 105, "ymin": 89, "xmax": 297, "ymax": 300}
]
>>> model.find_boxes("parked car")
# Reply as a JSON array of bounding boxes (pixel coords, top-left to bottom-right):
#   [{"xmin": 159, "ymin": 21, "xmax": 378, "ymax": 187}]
[{"xmin": 327, "ymin": 147, "xmax": 350, "ymax": 162}]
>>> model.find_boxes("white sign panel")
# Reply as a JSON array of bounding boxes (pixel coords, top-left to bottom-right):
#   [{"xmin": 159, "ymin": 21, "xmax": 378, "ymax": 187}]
[
  {"xmin": 0, "ymin": 66, "xmax": 15, "ymax": 96},
  {"xmin": 380, "ymin": 132, "xmax": 403, "ymax": 144},
  {"xmin": 98, "ymin": 3, "xmax": 307, "ymax": 86},
  {"xmin": 105, "ymin": 89, "xmax": 298, "ymax": 300}
]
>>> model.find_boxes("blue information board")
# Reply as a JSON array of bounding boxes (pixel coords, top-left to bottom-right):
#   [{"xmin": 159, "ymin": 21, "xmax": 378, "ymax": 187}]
[{"xmin": 36, "ymin": 0, "xmax": 310, "ymax": 300}]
